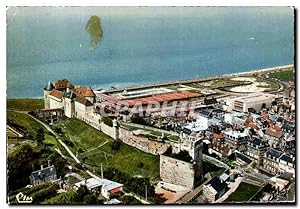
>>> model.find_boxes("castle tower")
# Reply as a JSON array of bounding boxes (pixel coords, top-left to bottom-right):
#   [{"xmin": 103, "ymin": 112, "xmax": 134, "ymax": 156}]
[
  {"xmin": 64, "ymin": 91, "xmax": 76, "ymax": 118},
  {"xmin": 191, "ymin": 139, "xmax": 203, "ymax": 184},
  {"xmin": 43, "ymin": 80, "xmax": 54, "ymax": 109},
  {"xmin": 113, "ymin": 119, "xmax": 119, "ymax": 140}
]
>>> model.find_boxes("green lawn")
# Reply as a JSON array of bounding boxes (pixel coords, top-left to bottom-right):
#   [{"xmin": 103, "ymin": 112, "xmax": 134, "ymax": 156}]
[
  {"xmin": 54, "ymin": 118, "xmax": 160, "ymax": 179},
  {"xmin": 225, "ymin": 182, "xmax": 261, "ymax": 202},
  {"xmin": 7, "ymin": 98, "xmax": 44, "ymax": 111},
  {"xmin": 7, "ymin": 111, "xmax": 45, "ymax": 136},
  {"xmin": 269, "ymin": 70, "xmax": 295, "ymax": 82}
]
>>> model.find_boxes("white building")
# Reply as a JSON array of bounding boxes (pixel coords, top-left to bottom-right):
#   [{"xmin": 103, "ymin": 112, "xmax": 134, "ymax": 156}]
[
  {"xmin": 222, "ymin": 93, "xmax": 283, "ymax": 113},
  {"xmin": 74, "ymin": 177, "xmax": 123, "ymax": 199}
]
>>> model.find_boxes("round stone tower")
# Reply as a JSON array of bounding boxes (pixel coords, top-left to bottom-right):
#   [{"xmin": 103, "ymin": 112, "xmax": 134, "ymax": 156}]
[{"xmin": 44, "ymin": 80, "xmax": 54, "ymax": 109}]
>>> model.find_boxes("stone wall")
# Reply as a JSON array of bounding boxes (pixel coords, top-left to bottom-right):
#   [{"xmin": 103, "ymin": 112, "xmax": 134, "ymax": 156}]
[
  {"xmin": 119, "ymin": 127, "xmax": 170, "ymax": 155},
  {"xmin": 160, "ymin": 155, "xmax": 195, "ymax": 189},
  {"xmin": 75, "ymin": 111, "xmax": 101, "ymax": 130},
  {"xmin": 100, "ymin": 122, "xmax": 117, "ymax": 139}
]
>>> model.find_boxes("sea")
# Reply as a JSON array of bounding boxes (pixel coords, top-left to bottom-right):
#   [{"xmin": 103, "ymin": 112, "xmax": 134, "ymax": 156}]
[{"xmin": 6, "ymin": 7, "xmax": 294, "ymax": 98}]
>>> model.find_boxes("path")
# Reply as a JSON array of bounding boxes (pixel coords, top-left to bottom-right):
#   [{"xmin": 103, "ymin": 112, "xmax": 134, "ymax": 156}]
[
  {"xmin": 79, "ymin": 140, "xmax": 109, "ymax": 156},
  {"xmin": 7, "ymin": 125, "xmax": 24, "ymax": 138},
  {"xmin": 65, "ymin": 172, "xmax": 85, "ymax": 181},
  {"xmin": 27, "ymin": 114, "xmax": 58, "ymax": 137}
]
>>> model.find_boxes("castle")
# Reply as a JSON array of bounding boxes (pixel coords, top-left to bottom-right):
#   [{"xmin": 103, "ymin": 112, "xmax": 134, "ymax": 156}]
[
  {"xmin": 44, "ymin": 79, "xmax": 204, "ymax": 189},
  {"xmin": 44, "ymin": 79, "xmax": 96, "ymax": 118}
]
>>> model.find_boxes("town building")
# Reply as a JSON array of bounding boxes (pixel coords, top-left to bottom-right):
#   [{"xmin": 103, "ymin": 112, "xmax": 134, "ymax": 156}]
[
  {"xmin": 222, "ymin": 93, "xmax": 283, "ymax": 113},
  {"xmin": 203, "ymin": 173, "xmax": 229, "ymax": 203},
  {"xmin": 262, "ymin": 148, "xmax": 295, "ymax": 176},
  {"xmin": 222, "ymin": 129, "xmax": 248, "ymax": 151},
  {"xmin": 30, "ymin": 164, "xmax": 57, "ymax": 186},
  {"xmin": 245, "ymin": 137, "xmax": 269, "ymax": 166},
  {"xmin": 74, "ymin": 177, "xmax": 123, "ymax": 199},
  {"xmin": 159, "ymin": 139, "xmax": 203, "ymax": 189}
]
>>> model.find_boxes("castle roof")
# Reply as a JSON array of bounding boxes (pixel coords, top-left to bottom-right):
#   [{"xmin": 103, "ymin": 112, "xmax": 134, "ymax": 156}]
[
  {"xmin": 75, "ymin": 87, "xmax": 96, "ymax": 97},
  {"xmin": 54, "ymin": 79, "xmax": 72, "ymax": 90},
  {"xmin": 49, "ymin": 89, "xmax": 64, "ymax": 99},
  {"xmin": 44, "ymin": 81, "xmax": 55, "ymax": 91},
  {"xmin": 66, "ymin": 91, "xmax": 76, "ymax": 99}
]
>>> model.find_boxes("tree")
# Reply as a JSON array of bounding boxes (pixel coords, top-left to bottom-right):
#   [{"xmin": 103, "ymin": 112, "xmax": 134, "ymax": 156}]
[
  {"xmin": 110, "ymin": 141, "xmax": 121, "ymax": 151},
  {"xmin": 8, "ymin": 144, "xmax": 34, "ymax": 191},
  {"xmin": 120, "ymin": 195, "xmax": 140, "ymax": 204},
  {"xmin": 84, "ymin": 194, "xmax": 98, "ymax": 204},
  {"xmin": 102, "ymin": 117, "xmax": 113, "ymax": 127},
  {"xmin": 137, "ymin": 162, "xmax": 144, "ymax": 169},
  {"xmin": 36, "ymin": 128, "xmax": 45, "ymax": 144},
  {"xmin": 75, "ymin": 185, "xmax": 90, "ymax": 202}
]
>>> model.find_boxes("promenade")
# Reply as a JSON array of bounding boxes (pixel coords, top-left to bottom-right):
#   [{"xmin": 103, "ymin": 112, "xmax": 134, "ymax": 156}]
[{"xmin": 103, "ymin": 64, "xmax": 293, "ymax": 94}]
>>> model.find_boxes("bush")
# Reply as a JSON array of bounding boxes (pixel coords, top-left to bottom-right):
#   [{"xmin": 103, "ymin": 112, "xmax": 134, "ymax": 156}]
[
  {"xmin": 103, "ymin": 167, "xmax": 155, "ymax": 201},
  {"xmin": 83, "ymin": 194, "xmax": 98, "ymax": 204},
  {"xmin": 31, "ymin": 184, "xmax": 58, "ymax": 203},
  {"xmin": 137, "ymin": 162, "xmax": 144, "ymax": 169},
  {"xmin": 43, "ymin": 191, "xmax": 77, "ymax": 204},
  {"xmin": 120, "ymin": 195, "xmax": 141, "ymax": 204},
  {"xmin": 102, "ymin": 117, "xmax": 113, "ymax": 127},
  {"xmin": 110, "ymin": 141, "xmax": 121, "ymax": 151},
  {"xmin": 131, "ymin": 117, "xmax": 148, "ymax": 125}
]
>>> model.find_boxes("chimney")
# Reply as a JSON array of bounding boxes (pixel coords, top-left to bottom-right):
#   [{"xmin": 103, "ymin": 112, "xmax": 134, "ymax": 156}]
[
  {"xmin": 41, "ymin": 164, "xmax": 44, "ymax": 170},
  {"xmin": 48, "ymin": 160, "xmax": 51, "ymax": 167}
]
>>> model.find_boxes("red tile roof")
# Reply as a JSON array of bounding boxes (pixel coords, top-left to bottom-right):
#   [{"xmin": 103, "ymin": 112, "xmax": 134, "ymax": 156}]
[
  {"xmin": 54, "ymin": 79, "xmax": 72, "ymax": 89},
  {"xmin": 49, "ymin": 89, "xmax": 64, "ymax": 99},
  {"xmin": 122, "ymin": 91, "xmax": 200, "ymax": 107},
  {"xmin": 75, "ymin": 87, "xmax": 95, "ymax": 97},
  {"xmin": 213, "ymin": 133, "xmax": 224, "ymax": 139},
  {"xmin": 265, "ymin": 127, "xmax": 283, "ymax": 139}
]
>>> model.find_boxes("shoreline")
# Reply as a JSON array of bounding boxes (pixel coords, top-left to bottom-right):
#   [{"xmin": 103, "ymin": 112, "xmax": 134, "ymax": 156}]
[
  {"xmin": 103, "ymin": 64, "xmax": 294, "ymax": 94},
  {"xmin": 7, "ymin": 64, "xmax": 294, "ymax": 99}
]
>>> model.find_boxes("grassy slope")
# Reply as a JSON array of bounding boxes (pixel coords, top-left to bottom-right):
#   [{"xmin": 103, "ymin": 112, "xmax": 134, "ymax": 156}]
[
  {"xmin": 7, "ymin": 98, "xmax": 44, "ymax": 111},
  {"xmin": 269, "ymin": 70, "xmax": 294, "ymax": 82},
  {"xmin": 54, "ymin": 118, "xmax": 160, "ymax": 179},
  {"xmin": 7, "ymin": 111, "xmax": 57, "ymax": 150},
  {"xmin": 225, "ymin": 182, "xmax": 260, "ymax": 202}
]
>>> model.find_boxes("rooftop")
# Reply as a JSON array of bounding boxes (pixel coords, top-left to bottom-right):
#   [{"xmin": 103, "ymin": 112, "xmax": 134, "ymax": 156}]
[
  {"xmin": 265, "ymin": 148, "xmax": 283, "ymax": 159},
  {"xmin": 122, "ymin": 91, "xmax": 201, "ymax": 107},
  {"xmin": 229, "ymin": 92, "xmax": 278, "ymax": 103},
  {"xmin": 75, "ymin": 87, "xmax": 96, "ymax": 97},
  {"xmin": 54, "ymin": 79, "xmax": 72, "ymax": 90},
  {"xmin": 49, "ymin": 89, "xmax": 64, "ymax": 99},
  {"xmin": 74, "ymin": 177, "xmax": 123, "ymax": 191},
  {"xmin": 223, "ymin": 130, "xmax": 247, "ymax": 139},
  {"xmin": 44, "ymin": 81, "xmax": 54, "ymax": 91},
  {"xmin": 206, "ymin": 176, "xmax": 228, "ymax": 193},
  {"xmin": 30, "ymin": 165, "xmax": 56, "ymax": 181}
]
